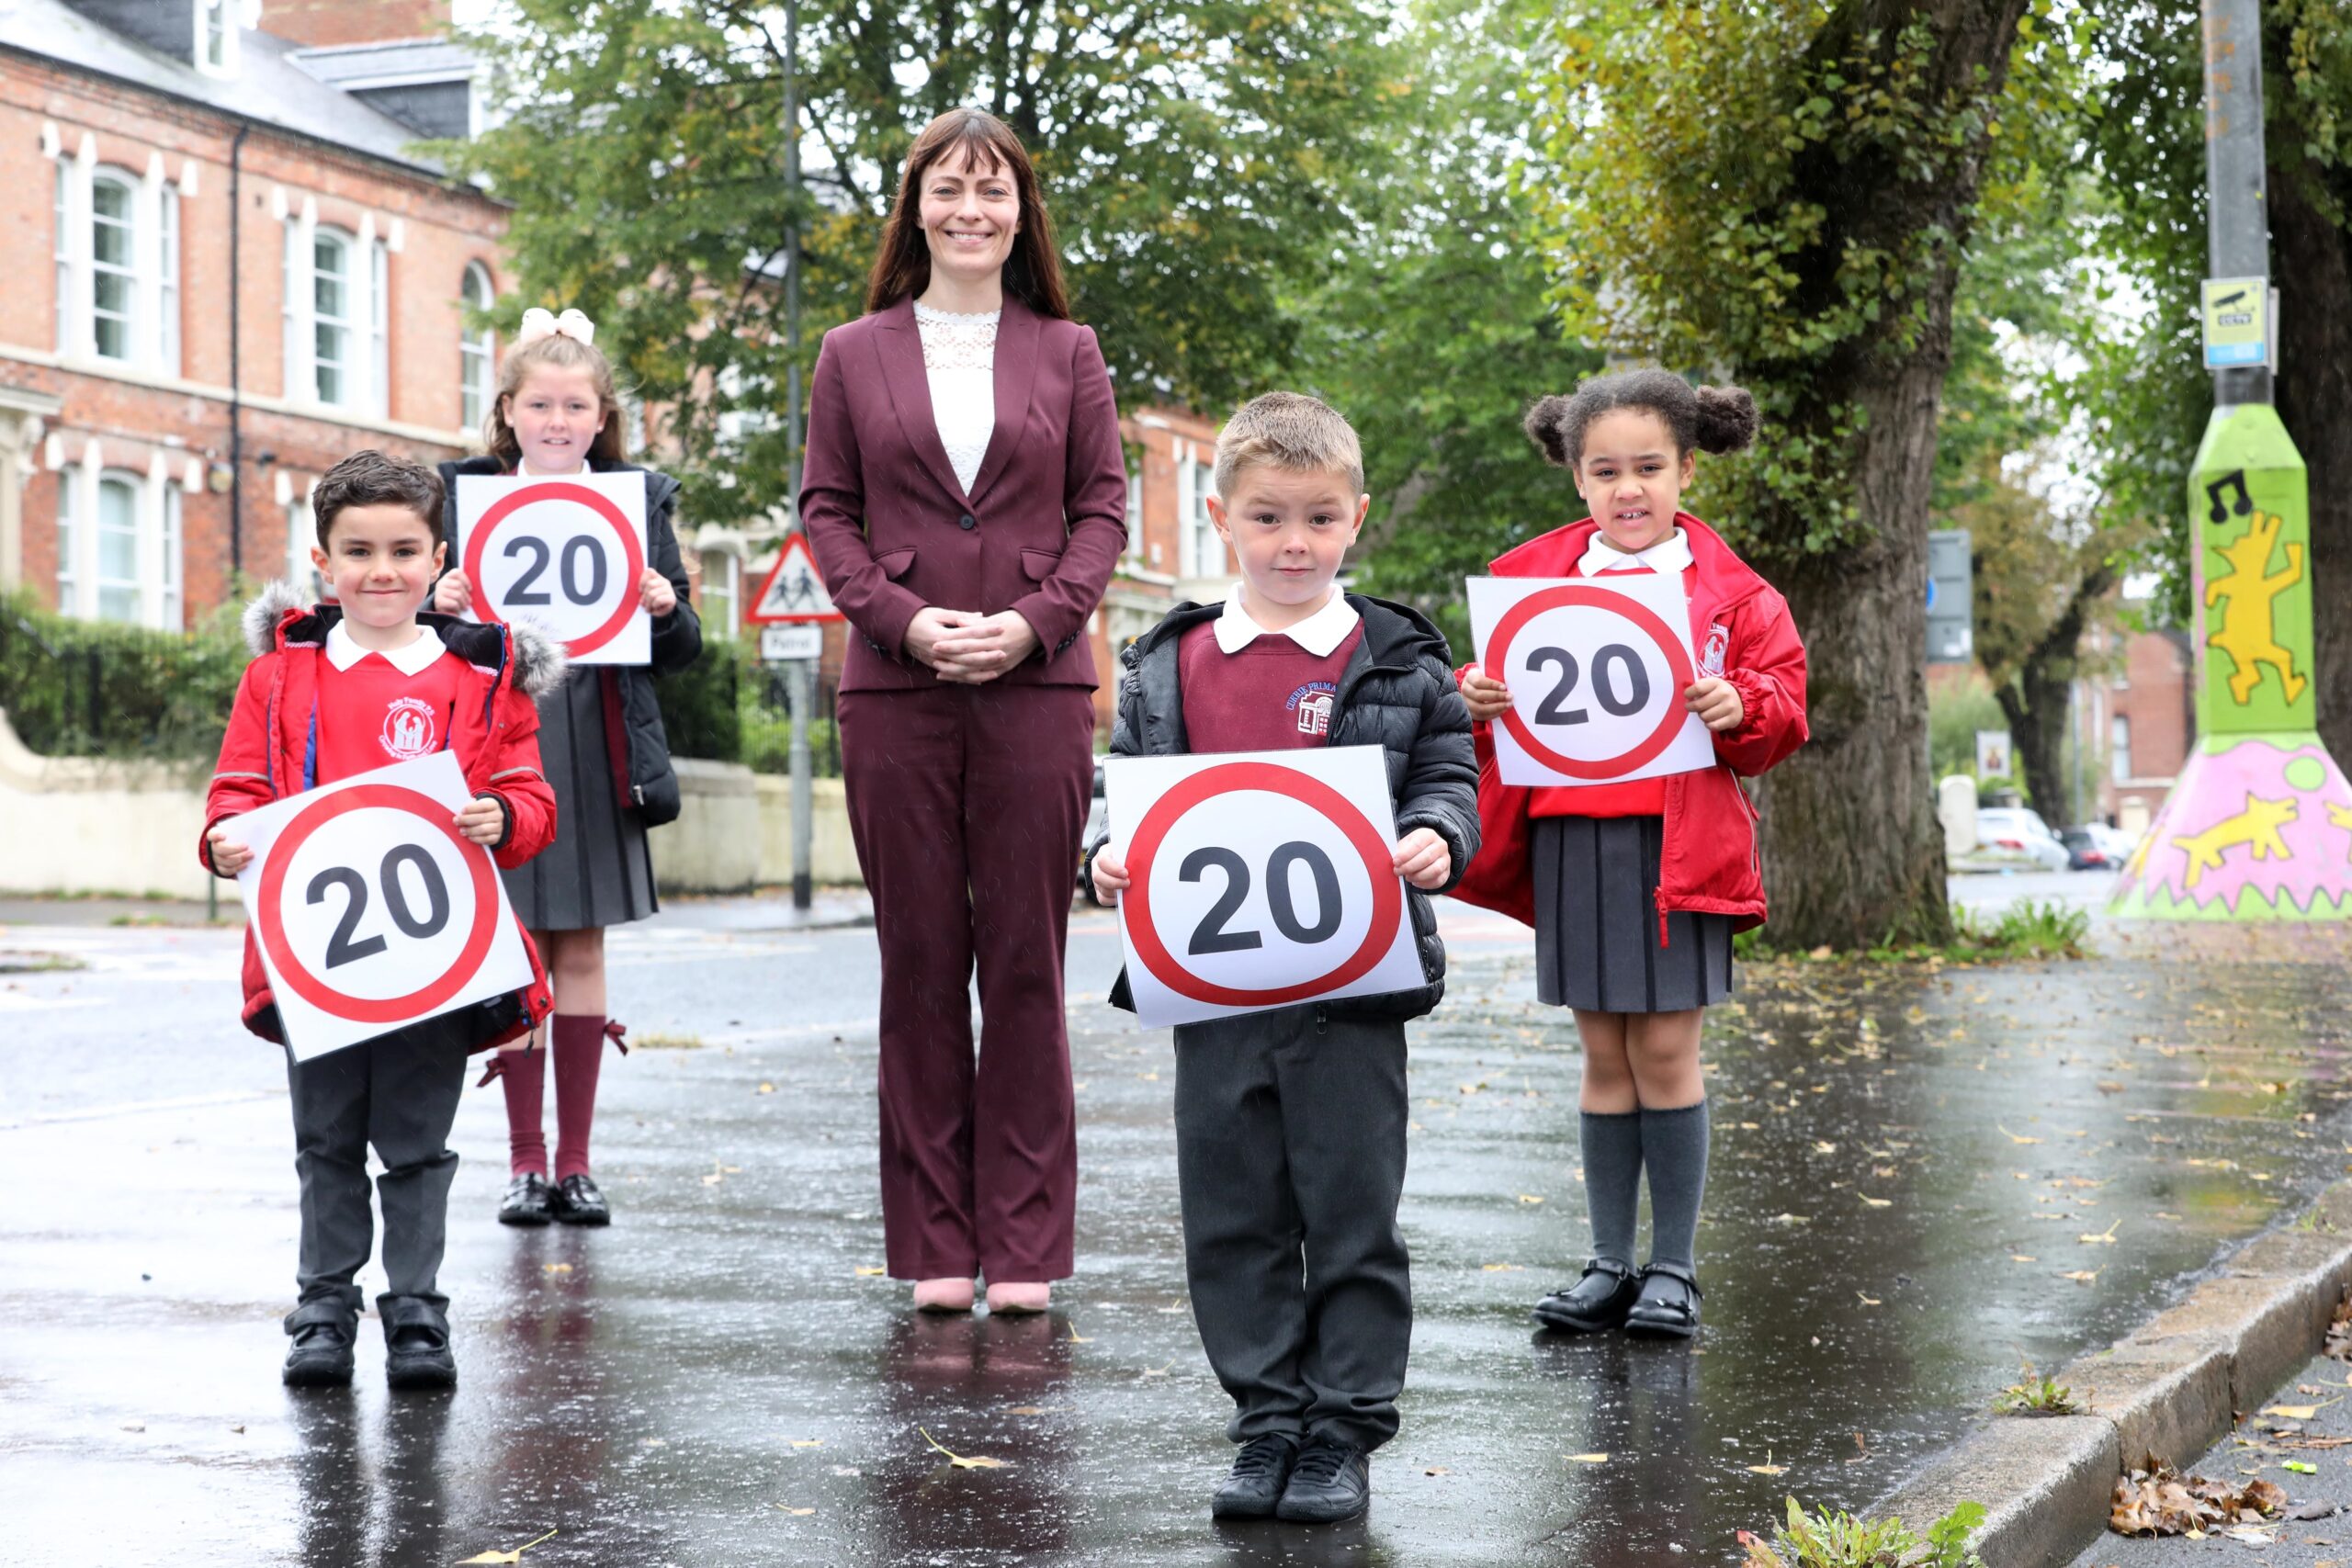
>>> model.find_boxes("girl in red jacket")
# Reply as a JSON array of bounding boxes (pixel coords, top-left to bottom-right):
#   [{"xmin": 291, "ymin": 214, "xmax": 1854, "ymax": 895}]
[{"xmin": 1452, "ymin": 370, "xmax": 1807, "ymax": 1339}]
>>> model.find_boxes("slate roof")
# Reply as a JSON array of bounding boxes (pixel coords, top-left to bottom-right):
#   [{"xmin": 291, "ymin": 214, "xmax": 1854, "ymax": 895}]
[{"xmin": 0, "ymin": 0, "xmax": 449, "ymax": 173}]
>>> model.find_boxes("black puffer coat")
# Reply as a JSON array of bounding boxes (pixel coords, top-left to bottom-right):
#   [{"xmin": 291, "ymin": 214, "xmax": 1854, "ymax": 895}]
[
  {"xmin": 438, "ymin": 455, "xmax": 703, "ymax": 825},
  {"xmin": 1086, "ymin": 593, "xmax": 1478, "ymax": 1022}
]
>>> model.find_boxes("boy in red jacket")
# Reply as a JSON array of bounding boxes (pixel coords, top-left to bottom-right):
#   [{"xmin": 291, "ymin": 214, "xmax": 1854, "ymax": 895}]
[
  {"xmin": 1453, "ymin": 371, "xmax": 1806, "ymax": 1341},
  {"xmin": 202, "ymin": 449, "xmax": 563, "ymax": 1390}
]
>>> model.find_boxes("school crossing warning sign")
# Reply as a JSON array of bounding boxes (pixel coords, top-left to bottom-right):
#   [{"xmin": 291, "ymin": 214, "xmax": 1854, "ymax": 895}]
[{"xmin": 746, "ymin": 534, "xmax": 841, "ymax": 625}]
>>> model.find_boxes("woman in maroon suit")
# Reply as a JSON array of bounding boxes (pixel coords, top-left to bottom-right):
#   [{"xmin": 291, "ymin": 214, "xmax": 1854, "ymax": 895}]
[{"xmin": 801, "ymin": 107, "xmax": 1127, "ymax": 1315}]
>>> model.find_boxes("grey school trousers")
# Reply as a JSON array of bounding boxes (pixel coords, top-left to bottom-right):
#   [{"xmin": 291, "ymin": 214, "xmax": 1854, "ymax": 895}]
[
  {"xmin": 1171, "ymin": 1004, "xmax": 1412, "ymax": 1452},
  {"xmin": 284, "ymin": 1021, "xmax": 470, "ymax": 1314}
]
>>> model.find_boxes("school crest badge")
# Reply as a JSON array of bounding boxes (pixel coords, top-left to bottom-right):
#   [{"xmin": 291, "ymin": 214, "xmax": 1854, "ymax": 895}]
[{"xmin": 380, "ymin": 696, "xmax": 439, "ymax": 761}]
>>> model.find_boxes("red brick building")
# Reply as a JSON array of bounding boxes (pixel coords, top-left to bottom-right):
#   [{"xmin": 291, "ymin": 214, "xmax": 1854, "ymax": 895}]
[
  {"xmin": 2079, "ymin": 612, "xmax": 2195, "ymax": 836},
  {"xmin": 0, "ymin": 0, "xmax": 502, "ymax": 629}
]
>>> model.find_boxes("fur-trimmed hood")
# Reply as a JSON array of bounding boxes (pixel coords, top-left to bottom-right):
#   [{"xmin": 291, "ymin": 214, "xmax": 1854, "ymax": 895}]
[{"xmin": 240, "ymin": 581, "xmax": 571, "ymax": 700}]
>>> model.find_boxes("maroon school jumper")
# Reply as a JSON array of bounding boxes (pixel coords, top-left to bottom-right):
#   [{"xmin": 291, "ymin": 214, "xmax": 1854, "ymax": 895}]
[{"xmin": 1178, "ymin": 619, "xmax": 1364, "ymax": 753}]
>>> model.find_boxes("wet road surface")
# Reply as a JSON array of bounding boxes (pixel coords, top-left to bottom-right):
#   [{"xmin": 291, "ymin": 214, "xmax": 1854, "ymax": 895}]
[{"xmin": 3, "ymin": 896, "xmax": 2350, "ymax": 1565}]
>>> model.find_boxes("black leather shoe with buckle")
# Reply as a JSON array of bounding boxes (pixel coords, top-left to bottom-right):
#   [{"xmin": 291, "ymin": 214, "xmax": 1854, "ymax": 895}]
[
  {"xmin": 1275, "ymin": 1436, "xmax": 1370, "ymax": 1523},
  {"xmin": 1211, "ymin": 1433, "xmax": 1299, "ymax": 1518},
  {"xmin": 549, "ymin": 1173, "xmax": 611, "ymax": 1226},
  {"xmin": 281, "ymin": 1299, "xmax": 356, "ymax": 1387},
  {"xmin": 380, "ymin": 1296, "xmax": 457, "ymax": 1390},
  {"xmin": 1623, "ymin": 1261, "xmax": 1702, "ymax": 1339},
  {"xmin": 1532, "ymin": 1258, "xmax": 1643, "ymax": 1334}
]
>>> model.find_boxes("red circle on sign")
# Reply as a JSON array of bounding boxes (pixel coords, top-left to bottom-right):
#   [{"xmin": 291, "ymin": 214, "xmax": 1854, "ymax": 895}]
[
  {"xmin": 1487, "ymin": 583, "xmax": 1699, "ymax": 779},
  {"xmin": 1124, "ymin": 761, "xmax": 1405, "ymax": 1008},
  {"xmin": 257, "ymin": 784, "xmax": 503, "ymax": 1024},
  {"xmin": 461, "ymin": 480, "xmax": 649, "ymax": 658}
]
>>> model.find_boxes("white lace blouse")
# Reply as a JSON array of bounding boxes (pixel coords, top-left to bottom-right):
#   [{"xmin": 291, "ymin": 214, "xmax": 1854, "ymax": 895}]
[{"xmin": 913, "ymin": 301, "xmax": 998, "ymax": 495}]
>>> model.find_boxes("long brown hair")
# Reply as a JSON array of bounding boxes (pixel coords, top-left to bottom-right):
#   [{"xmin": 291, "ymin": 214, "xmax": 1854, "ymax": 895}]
[
  {"xmin": 865, "ymin": 107, "xmax": 1070, "ymax": 319},
  {"xmin": 485, "ymin": 331, "xmax": 629, "ymax": 468}
]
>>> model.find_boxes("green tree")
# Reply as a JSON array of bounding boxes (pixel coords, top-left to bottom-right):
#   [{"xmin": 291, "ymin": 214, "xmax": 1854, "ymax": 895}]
[
  {"xmin": 440, "ymin": 0, "xmax": 1403, "ymax": 527},
  {"xmin": 1296, "ymin": 0, "xmax": 1601, "ymax": 657},
  {"xmin": 1527, "ymin": 0, "xmax": 2075, "ymax": 946},
  {"xmin": 2084, "ymin": 0, "xmax": 2352, "ymax": 761}
]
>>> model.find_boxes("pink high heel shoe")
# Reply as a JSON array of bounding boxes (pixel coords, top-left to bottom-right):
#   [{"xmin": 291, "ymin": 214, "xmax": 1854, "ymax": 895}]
[
  {"xmin": 912, "ymin": 1277, "xmax": 976, "ymax": 1314},
  {"xmin": 985, "ymin": 1281, "xmax": 1050, "ymax": 1315}
]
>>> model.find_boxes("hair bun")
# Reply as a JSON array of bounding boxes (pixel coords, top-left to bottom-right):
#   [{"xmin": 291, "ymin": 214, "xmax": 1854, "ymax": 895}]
[
  {"xmin": 1692, "ymin": 385, "xmax": 1758, "ymax": 455},
  {"xmin": 1523, "ymin": 395, "xmax": 1576, "ymax": 468}
]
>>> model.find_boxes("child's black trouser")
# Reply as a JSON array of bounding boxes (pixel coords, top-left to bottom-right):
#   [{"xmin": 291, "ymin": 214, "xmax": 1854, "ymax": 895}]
[
  {"xmin": 284, "ymin": 1020, "xmax": 470, "ymax": 1315},
  {"xmin": 1172, "ymin": 1003, "xmax": 1411, "ymax": 1453}
]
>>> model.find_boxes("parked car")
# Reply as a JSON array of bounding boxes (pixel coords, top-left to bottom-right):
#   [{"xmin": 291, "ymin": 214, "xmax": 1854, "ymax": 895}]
[
  {"xmin": 2057, "ymin": 827, "xmax": 2112, "ymax": 871},
  {"xmin": 1969, "ymin": 807, "xmax": 2072, "ymax": 872},
  {"xmin": 2079, "ymin": 821, "xmax": 2142, "ymax": 864}
]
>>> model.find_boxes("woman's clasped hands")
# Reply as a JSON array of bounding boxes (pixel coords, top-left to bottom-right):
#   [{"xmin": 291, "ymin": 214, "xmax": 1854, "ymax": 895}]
[{"xmin": 905, "ymin": 606, "xmax": 1040, "ymax": 684}]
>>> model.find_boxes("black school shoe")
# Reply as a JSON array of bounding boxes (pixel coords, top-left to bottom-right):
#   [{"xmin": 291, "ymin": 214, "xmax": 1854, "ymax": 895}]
[
  {"xmin": 499, "ymin": 1172, "xmax": 554, "ymax": 1226},
  {"xmin": 1212, "ymin": 1434, "xmax": 1300, "ymax": 1519},
  {"xmin": 1623, "ymin": 1262, "xmax": 1702, "ymax": 1339},
  {"xmin": 1533, "ymin": 1258, "xmax": 1643, "ymax": 1334},
  {"xmin": 1276, "ymin": 1436, "xmax": 1370, "ymax": 1523},
  {"xmin": 380, "ymin": 1297, "xmax": 457, "ymax": 1390},
  {"xmin": 281, "ymin": 1299, "xmax": 356, "ymax": 1387},
  {"xmin": 549, "ymin": 1173, "xmax": 610, "ymax": 1226}
]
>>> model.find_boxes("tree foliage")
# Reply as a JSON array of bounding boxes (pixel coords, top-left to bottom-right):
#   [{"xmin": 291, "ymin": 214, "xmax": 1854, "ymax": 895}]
[{"xmin": 440, "ymin": 0, "xmax": 1403, "ymax": 526}]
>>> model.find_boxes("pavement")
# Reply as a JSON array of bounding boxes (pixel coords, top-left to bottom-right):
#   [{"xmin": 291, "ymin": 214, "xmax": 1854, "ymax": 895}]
[
  {"xmin": 4, "ymin": 876, "xmax": 2351, "ymax": 1565},
  {"xmin": 2072, "ymin": 1348, "xmax": 2352, "ymax": 1566}
]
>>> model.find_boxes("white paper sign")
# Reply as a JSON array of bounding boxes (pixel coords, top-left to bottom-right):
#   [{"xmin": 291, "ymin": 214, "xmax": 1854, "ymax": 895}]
[
  {"xmin": 1107, "ymin": 745, "xmax": 1427, "ymax": 1028},
  {"xmin": 458, "ymin": 471, "xmax": 651, "ymax": 665},
  {"xmin": 1467, "ymin": 573, "xmax": 1718, "ymax": 787},
  {"xmin": 232, "ymin": 751, "xmax": 535, "ymax": 1061}
]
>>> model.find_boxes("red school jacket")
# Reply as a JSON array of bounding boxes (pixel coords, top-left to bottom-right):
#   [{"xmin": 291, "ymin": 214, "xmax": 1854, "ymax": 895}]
[
  {"xmin": 1449, "ymin": 513, "xmax": 1809, "ymax": 938},
  {"xmin": 200, "ymin": 581, "xmax": 563, "ymax": 1047}
]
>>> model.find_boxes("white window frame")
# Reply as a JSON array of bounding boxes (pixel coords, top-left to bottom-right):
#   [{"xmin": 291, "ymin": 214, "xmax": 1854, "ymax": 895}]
[
  {"xmin": 1125, "ymin": 467, "xmax": 1143, "ymax": 560},
  {"xmin": 157, "ymin": 185, "xmax": 180, "ymax": 375},
  {"xmin": 699, "ymin": 548, "xmax": 740, "ymax": 640},
  {"xmin": 282, "ymin": 205, "xmax": 384, "ymax": 413},
  {"xmin": 459, "ymin": 261, "xmax": 495, "ymax": 434},
  {"xmin": 94, "ymin": 469, "xmax": 142, "ymax": 625},
  {"xmin": 1178, "ymin": 446, "xmax": 1221, "ymax": 579},
  {"xmin": 194, "ymin": 0, "xmax": 239, "ymax": 76},
  {"xmin": 89, "ymin": 168, "xmax": 139, "ymax": 363},
  {"xmin": 55, "ymin": 443, "xmax": 184, "ymax": 628},
  {"xmin": 2110, "ymin": 715, "xmax": 2132, "ymax": 784},
  {"xmin": 311, "ymin": 228, "xmax": 353, "ymax": 406},
  {"xmin": 54, "ymin": 462, "xmax": 75, "ymax": 608},
  {"xmin": 369, "ymin": 236, "xmax": 390, "ymax": 414},
  {"xmin": 53, "ymin": 162, "xmax": 72, "ymax": 355}
]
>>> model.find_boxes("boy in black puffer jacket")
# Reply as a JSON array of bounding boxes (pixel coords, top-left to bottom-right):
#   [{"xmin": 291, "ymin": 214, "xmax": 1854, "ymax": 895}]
[{"xmin": 1087, "ymin": 393, "xmax": 1476, "ymax": 1526}]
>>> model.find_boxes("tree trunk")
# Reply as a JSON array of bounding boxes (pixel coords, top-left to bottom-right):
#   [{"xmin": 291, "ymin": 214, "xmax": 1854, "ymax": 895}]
[
  {"xmin": 1747, "ymin": 0, "xmax": 2030, "ymax": 949},
  {"xmin": 1992, "ymin": 565, "xmax": 2113, "ymax": 825},
  {"xmin": 2266, "ymin": 145, "xmax": 2352, "ymax": 763}
]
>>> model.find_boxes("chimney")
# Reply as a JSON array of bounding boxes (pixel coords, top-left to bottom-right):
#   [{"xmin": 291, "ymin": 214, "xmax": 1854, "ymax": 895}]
[{"xmin": 258, "ymin": 0, "xmax": 451, "ymax": 48}]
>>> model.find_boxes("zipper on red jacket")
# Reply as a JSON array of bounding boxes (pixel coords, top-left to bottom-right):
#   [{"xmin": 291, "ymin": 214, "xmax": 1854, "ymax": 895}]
[{"xmin": 1656, "ymin": 887, "xmax": 1671, "ymax": 949}]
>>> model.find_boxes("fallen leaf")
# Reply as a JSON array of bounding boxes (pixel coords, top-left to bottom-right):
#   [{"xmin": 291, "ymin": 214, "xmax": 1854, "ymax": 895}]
[
  {"xmin": 1517, "ymin": 1194, "xmax": 1545, "ymax": 1205},
  {"xmin": 1858, "ymin": 1194, "xmax": 1892, "ymax": 1208},
  {"xmin": 1566, "ymin": 1452, "xmax": 1609, "ymax": 1464},
  {"xmin": 773, "ymin": 1505, "xmax": 816, "ymax": 1516},
  {"xmin": 1424, "ymin": 1466, "xmax": 1452, "ymax": 1475},
  {"xmin": 1005, "ymin": 1406, "xmax": 1044, "ymax": 1416},
  {"xmin": 2263, "ymin": 1398, "xmax": 2344, "ymax": 1420},
  {"xmin": 1856, "ymin": 1292, "xmax": 1882, "ymax": 1306},
  {"xmin": 2079, "ymin": 1220, "xmax": 2122, "ymax": 1246},
  {"xmin": 457, "ymin": 1529, "xmax": 558, "ymax": 1564},
  {"xmin": 2061, "ymin": 1269, "xmax": 2100, "ymax": 1284},
  {"xmin": 853, "ymin": 1267, "xmax": 886, "ymax": 1277},
  {"xmin": 919, "ymin": 1427, "xmax": 1011, "ymax": 1470},
  {"xmin": 2286, "ymin": 1461, "xmax": 2318, "ymax": 1474},
  {"xmin": 1747, "ymin": 1450, "xmax": 1788, "ymax": 1476},
  {"xmin": 757, "ymin": 1083, "xmax": 775, "ymax": 1095},
  {"xmin": 1813, "ymin": 1141, "xmax": 1838, "ymax": 1155},
  {"xmin": 542, "ymin": 1263, "xmax": 572, "ymax": 1274},
  {"xmin": 790, "ymin": 1438, "xmax": 824, "ymax": 1448},
  {"xmin": 1769, "ymin": 1213, "xmax": 1811, "ymax": 1225},
  {"xmin": 1066, "ymin": 1325, "xmax": 1091, "ymax": 1343},
  {"xmin": 2011, "ymin": 1254, "xmax": 2038, "ymax": 1263},
  {"xmin": 1482, "ymin": 1263, "xmax": 1525, "ymax": 1272}
]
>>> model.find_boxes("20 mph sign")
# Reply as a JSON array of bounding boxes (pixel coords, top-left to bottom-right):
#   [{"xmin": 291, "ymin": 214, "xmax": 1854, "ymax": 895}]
[
  {"xmin": 1467, "ymin": 573, "xmax": 1718, "ymax": 788},
  {"xmin": 234, "ymin": 751, "xmax": 535, "ymax": 1061},
  {"xmin": 457, "ymin": 471, "xmax": 651, "ymax": 665},
  {"xmin": 1106, "ymin": 746, "xmax": 1427, "ymax": 1028}
]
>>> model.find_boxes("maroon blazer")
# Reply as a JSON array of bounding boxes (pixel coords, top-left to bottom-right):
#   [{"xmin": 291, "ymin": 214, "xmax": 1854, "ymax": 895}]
[{"xmin": 800, "ymin": 296, "xmax": 1130, "ymax": 693}]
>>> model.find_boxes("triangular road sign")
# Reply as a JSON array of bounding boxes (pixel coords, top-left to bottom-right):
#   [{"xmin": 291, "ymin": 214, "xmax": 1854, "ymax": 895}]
[{"xmin": 745, "ymin": 533, "xmax": 841, "ymax": 623}]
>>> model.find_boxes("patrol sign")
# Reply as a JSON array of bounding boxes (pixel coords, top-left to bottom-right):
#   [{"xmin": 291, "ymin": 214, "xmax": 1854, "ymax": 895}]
[
  {"xmin": 1107, "ymin": 746, "xmax": 1427, "ymax": 1027},
  {"xmin": 1467, "ymin": 574, "xmax": 1717, "ymax": 787},
  {"xmin": 458, "ymin": 472, "xmax": 650, "ymax": 665},
  {"xmin": 235, "ymin": 752, "xmax": 535, "ymax": 1061}
]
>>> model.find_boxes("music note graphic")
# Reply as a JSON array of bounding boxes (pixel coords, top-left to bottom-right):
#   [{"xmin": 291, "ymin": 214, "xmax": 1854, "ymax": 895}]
[{"xmin": 2205, "ymin": 470, "xmax": 2253, "ymax": 525}]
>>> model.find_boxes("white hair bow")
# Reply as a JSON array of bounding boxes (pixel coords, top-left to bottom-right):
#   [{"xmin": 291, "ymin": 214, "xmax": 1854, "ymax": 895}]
[{"xmin": 515, "ymin": 307, "xmax": 596, "ymax": 347}]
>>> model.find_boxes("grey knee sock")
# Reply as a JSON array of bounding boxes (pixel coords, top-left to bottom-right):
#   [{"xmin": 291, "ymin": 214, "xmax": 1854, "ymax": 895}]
[
  {"xmin": 1579, "ymin": 1111, "xmax": 1643, "ymax": 1269},
  {"xmin": 1641, "ymin": 1100, "xmax": 1710, "ymax": 1273}
]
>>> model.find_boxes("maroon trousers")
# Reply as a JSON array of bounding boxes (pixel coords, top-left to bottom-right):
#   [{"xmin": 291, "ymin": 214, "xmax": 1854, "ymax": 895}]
[{"xmin": 839, "ymin": 682, "xmax": 1096, "ymax": 1282}]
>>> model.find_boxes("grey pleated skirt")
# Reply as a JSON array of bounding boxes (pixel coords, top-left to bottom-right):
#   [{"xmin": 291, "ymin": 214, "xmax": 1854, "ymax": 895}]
[
  {"xmin": 1532, "ymin": 814, "xmax": 1735, "ymax": 1013},
  {"xmin": 503, "ymin": 669, "xmax": 658, "ymax": 932}
]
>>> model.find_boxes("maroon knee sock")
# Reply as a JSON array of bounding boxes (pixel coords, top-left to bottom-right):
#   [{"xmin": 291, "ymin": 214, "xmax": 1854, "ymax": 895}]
[
  {"xmin": 500, "ymin": 1046, "xmax": 548, "ymax": 1178},
  {"xmin": 551, "ymin": 1015, "xmax": 607, "ymax": 1182}
]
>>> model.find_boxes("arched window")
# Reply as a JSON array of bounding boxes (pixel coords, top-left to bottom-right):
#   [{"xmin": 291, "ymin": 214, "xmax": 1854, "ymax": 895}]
[
  {"xmin": 91, "ymin": 171, "xmax": 137, "ymax": 362},
  {"xmin": 460, "ymin": 262, "xmax": 495, "ymax": 433},
  {"xmin": 96, "ymin": 471, "xmax": 141, "ymax": 623},
  {"xmin": 311, "ymin": 229, "xmax": 352, "ymax": 405}
]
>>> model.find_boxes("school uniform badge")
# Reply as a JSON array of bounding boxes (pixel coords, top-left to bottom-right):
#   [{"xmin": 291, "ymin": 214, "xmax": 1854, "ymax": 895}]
[
  {"xmin": 380, "ymin": 697, "xmax": 439, "ymax": 761},
  {"xmin": 1701, "ymin": 622, "xmax": 1732, "ymax": 679},
  {"xmin": 1288, "ymin": 682, "xmax": 1337, "ymax": 738}
]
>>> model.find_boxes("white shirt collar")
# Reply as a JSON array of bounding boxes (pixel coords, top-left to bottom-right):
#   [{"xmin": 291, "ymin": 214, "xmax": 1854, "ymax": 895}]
[
  {"xmin": 1212, "ymin": 584, "xmax": 1361, "ymax": 656},
  {"xmin": 516, "ymin": 457, "xmax": 586, "ymax": 478},
  {"xmin": 1577, "ymin": 525, "xmax": 1693, "ymax": 577},
  {"xmin": 327, "ymin": 620, "xmax": 446, "ymax": 676}
]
